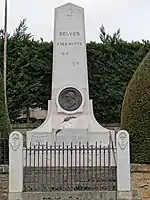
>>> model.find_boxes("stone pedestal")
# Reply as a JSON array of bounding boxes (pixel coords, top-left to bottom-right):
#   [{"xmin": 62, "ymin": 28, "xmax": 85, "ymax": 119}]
[
  {"xmin": 117, "ymin": 191, "xmax": 132, "ymax": 200},
  {"xmin": 9, "ymin": 131, "xmax": 23, "ymax": 200},
  {"xmin": 9, "ymin": 193, "xmax": 22, "ymax": 200}
]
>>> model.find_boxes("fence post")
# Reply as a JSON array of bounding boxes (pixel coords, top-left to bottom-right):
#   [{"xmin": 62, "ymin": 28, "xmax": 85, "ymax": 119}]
[
  {"xmin": 9, "ymin": 131, "xmax": 23, "ymax": 200},
  {"xmin": 116, "ymin": 130, "xmax": 132, "ymax": 200}
]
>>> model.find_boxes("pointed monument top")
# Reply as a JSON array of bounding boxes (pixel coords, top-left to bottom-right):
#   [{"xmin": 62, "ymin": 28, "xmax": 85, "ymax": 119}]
[{"xmin": 55, "ymin": 2, "xmax": 83, "ymax": 10}]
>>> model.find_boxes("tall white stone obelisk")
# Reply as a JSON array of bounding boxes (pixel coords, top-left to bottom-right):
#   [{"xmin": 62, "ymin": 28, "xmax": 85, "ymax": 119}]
[{"xmin": 27, "ymin": 3, "xmax": 114, "ymax": 147}]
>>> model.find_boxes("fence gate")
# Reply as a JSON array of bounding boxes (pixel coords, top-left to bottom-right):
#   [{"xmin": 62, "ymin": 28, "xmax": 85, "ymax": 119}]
[{"xmin": 23, "ymin": 141, "xmax": 117, "ymax": 193}]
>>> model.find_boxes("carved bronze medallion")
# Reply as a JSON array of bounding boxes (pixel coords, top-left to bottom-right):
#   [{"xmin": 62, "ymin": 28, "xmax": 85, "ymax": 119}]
[{"xmin": 58, "ymin": 87, "xmax": 82, "ymax": 111}]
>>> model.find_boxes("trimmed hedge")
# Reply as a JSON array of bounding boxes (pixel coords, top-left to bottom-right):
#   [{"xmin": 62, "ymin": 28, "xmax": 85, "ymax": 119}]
[
  {"xmin": 1, "ymin": 22, "xmax": 150, "ymax": 123},
  {"xmin": 0, "ymin": 72, "xmax": 11, "ymax": 164},
  {"xmin": 0, "ymin": 72, "xmax": 11, "ymax": 137},
  {"xmin": 121, "ymin": 51, "xmax": 150, "ymax": 163}
]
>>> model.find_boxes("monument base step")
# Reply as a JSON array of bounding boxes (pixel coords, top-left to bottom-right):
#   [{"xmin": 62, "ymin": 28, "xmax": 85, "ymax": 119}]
[
  {"xmin": 22, "ymin": 191, "xmax": 117, "ymax": 200},
  {"xmin": 9, "ymin": 191, "xmax": 138, "ymax": 200}
]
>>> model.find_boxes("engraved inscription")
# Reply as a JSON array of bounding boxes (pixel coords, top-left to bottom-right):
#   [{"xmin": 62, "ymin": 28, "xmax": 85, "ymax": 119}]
[
  {"xmin": 10, "ymin": 132, "xmax": 20, "ymax": 151},
  {"xmin": 59, "ymin": 31, "xmax": 80, "ymax": 37},
  {"xmin": 66, "ymin": 7, "xmax": 74, "ymax": 19},
  {"xmin": 72, "ymin": 61, "xmax": 80, "ymax": 66},
  {"xmin": 57, "ymin": 42, "xmax": 83, "ymax": 46},
  {"xmin": 118, "ymin": 131, "xmax": 128, "ymax": 150},
  {"xmin": 56, "ymin": 135, "xmax": 84, "ymax": 146},
  {"xmin": 43, "ymin": 197, "xmax": 80, "ymax": 200},
  {"xmin": 61, "ymin": 52, "xmax": 68, "ymax": 56},
  {"xmin": 56, "ymin": 31, "xmax": 82, "ymax": 47},
  {"xmin": 31, "ymin": 135, "xmax": 49, "ymax": 147},
  {"xmin": 58, "ymin": 87, "xmax": 82, "ymax": 111}
]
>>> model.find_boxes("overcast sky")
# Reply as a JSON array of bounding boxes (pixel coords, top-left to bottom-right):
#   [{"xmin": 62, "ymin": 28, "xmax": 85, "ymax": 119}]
[{"xmin": 0, "ymin": 0, "xmax": 150, "ymax": 42}]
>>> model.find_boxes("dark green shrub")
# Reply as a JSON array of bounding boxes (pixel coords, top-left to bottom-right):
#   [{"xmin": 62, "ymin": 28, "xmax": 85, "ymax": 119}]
[
  {"xmin": 121, "ymin": 51, "xmax": 150, "ymax": 163},
  {"xmin": 0, "ymin": 72, "xmax": 11, "ymax": 163}
]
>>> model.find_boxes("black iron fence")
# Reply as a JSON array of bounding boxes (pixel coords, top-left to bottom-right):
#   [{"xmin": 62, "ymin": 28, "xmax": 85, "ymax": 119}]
[{"xmin": 23, "ymin": 142, "xmax": 117, "ymax": 192}]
